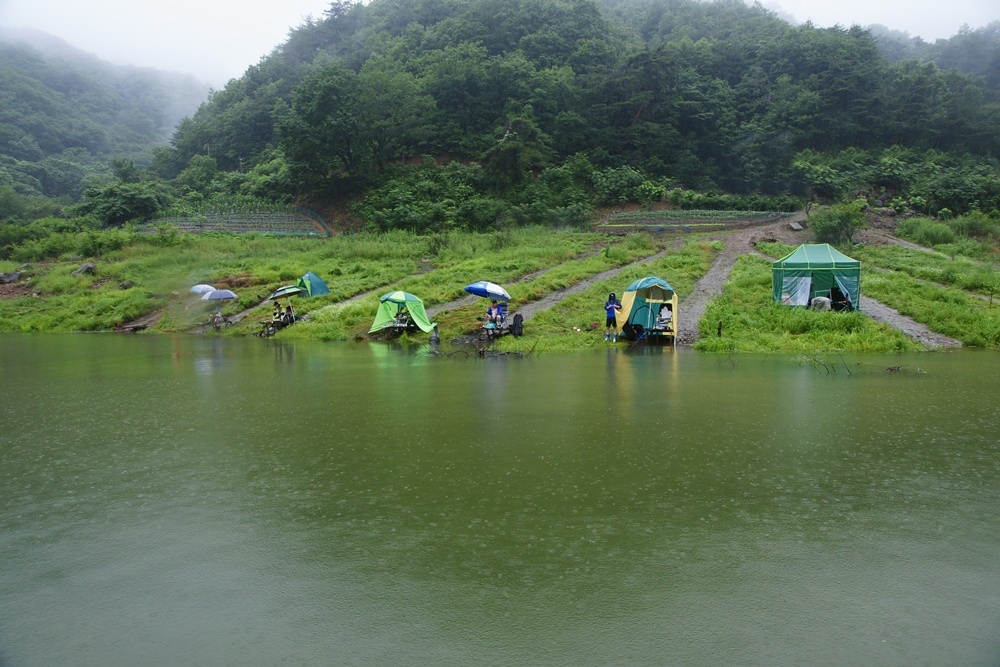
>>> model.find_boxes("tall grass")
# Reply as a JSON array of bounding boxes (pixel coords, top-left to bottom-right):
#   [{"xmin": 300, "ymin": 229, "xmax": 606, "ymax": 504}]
[
  {"xmin": 284, "ymin": 231, "xmax": 666, "ymax": 341},
  {"xmin": 850, "ymin": 245, "xmax": 1000, "ymax": 295},
  {"xmin": 863, "ymin": 268, "xmax": 1000, "ymax": 347}
]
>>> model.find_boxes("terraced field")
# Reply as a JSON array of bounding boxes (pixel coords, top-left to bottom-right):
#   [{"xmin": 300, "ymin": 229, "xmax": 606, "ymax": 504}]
[{"xmin": 140, "ymin": 211, "xmax": 329, "ymax": 236}]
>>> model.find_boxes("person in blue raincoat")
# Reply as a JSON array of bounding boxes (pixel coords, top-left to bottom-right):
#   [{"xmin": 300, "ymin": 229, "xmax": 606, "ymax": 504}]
[{"xmin": 604, "ymin": 292, "xmax": 621, "ymax": 342}]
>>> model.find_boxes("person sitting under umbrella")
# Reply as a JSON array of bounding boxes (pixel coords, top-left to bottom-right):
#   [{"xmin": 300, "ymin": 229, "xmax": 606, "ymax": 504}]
[
  {"xmin": 394, "ymin": 306, "xmax": 409, "ymax": 326},
  {"xmin": 283, "ymin": 302, "xmax": 295, "ymax": 325},
  {"xmin": 272, "ymin": 302, "xmax": 283, "ymax": 322},
  {"xmin": 486, "ymin": 300, "xmax": 502, "ymax": 325}
]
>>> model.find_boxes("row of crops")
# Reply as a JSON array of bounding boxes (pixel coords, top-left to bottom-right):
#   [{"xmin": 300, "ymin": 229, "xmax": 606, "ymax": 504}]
[
  {"xmin": 606, "ymin": 209, "xmax": 795, "ymax": 224},
  {"xmin": 141, "ymin": 212, "xmax": 328, "ymax": 236}
]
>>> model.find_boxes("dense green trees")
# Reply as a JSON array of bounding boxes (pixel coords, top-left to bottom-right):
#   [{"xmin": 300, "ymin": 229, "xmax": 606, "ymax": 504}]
[
  {"xmin": 3, "ymin": 0, "xmax": 1000, "ymax": 233},
  {"xmin": 163, "ymin": 0, "xmax": 999, "ymax": 212}
]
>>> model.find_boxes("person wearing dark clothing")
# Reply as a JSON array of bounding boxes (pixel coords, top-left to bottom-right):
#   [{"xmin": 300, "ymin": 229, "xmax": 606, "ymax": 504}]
[{"xmin": 604, "ymin": 292, "xmax": 622, "ymax": 342}]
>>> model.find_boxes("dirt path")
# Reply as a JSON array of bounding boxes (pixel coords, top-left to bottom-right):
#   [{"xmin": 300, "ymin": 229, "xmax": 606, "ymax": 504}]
[
  {"xmin": 424, "ymin": 265, "xmax": 554, "ymax": 320},
  {"xmin": 856, "ymin": 228, "xmax": 942, "ymax": 253},
  {"xmin": 674, "ymin": 216, "xmax": 807, "ymax": 345},
  {"xmin": 857, "ymin": 296, "xmax": 962, "ymax": 348}
]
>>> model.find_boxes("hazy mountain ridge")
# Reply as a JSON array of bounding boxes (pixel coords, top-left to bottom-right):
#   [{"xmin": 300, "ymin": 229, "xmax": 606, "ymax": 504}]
[
  {"xmin": 869, "ymin": 21, "xmax": 1000, "ymax": 99},
  {"xmin": 0, "ymin": 27, "xmax": 210, "ymax": 199},
  {"xmin": 3, "ymin": 0, "xmax": 999, "ymax": 229},
  {"xmin": 160, "ymin": 0, "xmax": 999, "ymax": 199}
]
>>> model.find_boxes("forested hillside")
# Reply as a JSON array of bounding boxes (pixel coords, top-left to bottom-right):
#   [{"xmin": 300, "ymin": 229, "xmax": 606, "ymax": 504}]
[
  {"xmin": 0, "ymin": 28, "xmax": 209, "ymax": 203},
  {"xmin": 3, "ymin": 0, "xmax": 1000, "ymax": 237},
  {"xmin": 147, "ymin": 0, "xmax": 1000, "ymax": 225}
]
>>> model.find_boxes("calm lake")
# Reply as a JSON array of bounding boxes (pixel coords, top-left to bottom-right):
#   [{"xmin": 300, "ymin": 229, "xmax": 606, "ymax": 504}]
[{"xmin": 1, "ymin": 334, "xmax": 998, "ymax": 666}]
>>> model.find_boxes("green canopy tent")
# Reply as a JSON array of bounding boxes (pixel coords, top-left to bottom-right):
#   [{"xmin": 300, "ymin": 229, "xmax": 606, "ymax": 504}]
[
  {"xmin": 368, "ymin": 290, "xmax": 437, "ymax": 334},
  {"xmin": 615, "ymin": 276, "xmax": 678, "ymax": 343},
  {"xmin": 772, "ymin": 244, "xmax": 860, "ymax": 310},
  {"xmin": 297, "ymin": 271, "xmax": 330, "ymax": 297}
]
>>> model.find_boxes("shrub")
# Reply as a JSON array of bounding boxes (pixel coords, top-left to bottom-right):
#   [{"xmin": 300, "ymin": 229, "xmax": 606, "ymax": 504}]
[
  {"xmin": 593, "ymin": 166, "xmax": 648, "ymax": 205},
  {"xmin": 809, "ymin": 200, "xmax": 867, "ymax": 245},
  {"xmin": 952, "ymin": 211, "xmax": 999, "ymax": 239}
]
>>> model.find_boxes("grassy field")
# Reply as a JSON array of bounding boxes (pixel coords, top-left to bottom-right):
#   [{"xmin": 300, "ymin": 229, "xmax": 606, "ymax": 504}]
[
  {"xmin": 849, "ymin": 244, "xmax": 1000, "ymax": 296},
  {"xmin": 3, "ymin": 224, "xmax": 995, "ymax": 351},
  {"xmin": 694, "ymin": 254, "xmax": 919, "ymax": 352},
  {"xmin": 754, "ymin": 240, "xmax": 1000, "ymax": 348},
  {"xmin": 287, "ymin": 231, "xmax": 671, "ymax": 342},
  {"xmin": 0, "ymin": 227, "xmax": 639, "ymax": 336},
  {"xmin": 488, "ymin": 240, "xmax": 720, "ymax": 352}
]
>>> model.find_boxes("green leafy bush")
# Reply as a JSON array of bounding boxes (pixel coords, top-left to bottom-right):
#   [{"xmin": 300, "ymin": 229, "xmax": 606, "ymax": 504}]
[
  {"xmin": 896, "ymin": 217, "xmax": 957, "ymax": 246},
  {"xmin": 809, "ymin": 200, "xmax": 867, "ymax": 245}
]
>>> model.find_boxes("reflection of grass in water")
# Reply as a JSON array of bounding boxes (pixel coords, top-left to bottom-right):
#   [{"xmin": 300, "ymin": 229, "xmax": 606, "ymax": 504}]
[{"xmin": 695, "ymin": 255, "xmax": 918, "ymax": 353}]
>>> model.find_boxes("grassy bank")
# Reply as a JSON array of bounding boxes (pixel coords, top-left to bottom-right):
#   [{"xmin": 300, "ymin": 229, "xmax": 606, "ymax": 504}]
[
  {"xmin": 0, "ymin": 227, "xmax": 624, "ymax": 335},
  {"xmin": 756, "ymin": 240, "xmax": 1000, "ymax": 348},
  {"xmin": 492, "ymin": 240, "xmax": 720, "ymax": 352},
  {"xmin": 3, "ymin": 225, "xmax": 994, "ymax": 351},
  {"xmin": 695, "ymin": 254, "xmax": 919, "ymax": 353}
]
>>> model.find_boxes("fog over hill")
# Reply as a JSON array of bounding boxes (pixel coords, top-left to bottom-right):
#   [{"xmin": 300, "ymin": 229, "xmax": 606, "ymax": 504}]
[
  {"xmin": 0, "ymin": 27, "xmax": 211, "ymax": 200},
  {"xmin": 1, "ymin": 26, "xmax": 210, "ymax": 139}
]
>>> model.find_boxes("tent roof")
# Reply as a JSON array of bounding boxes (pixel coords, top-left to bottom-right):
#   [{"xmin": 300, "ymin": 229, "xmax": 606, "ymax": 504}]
[
  {"xmin": 379, "ymin": 290, "xmax": 422, "ymax": 304},
  {"xmin": 624, "ymin": 276, "xmax": 676, "ymax": 293},
  {"xmin": 773, "ymin": 244, "xmax": 859, "ymax": 269}
]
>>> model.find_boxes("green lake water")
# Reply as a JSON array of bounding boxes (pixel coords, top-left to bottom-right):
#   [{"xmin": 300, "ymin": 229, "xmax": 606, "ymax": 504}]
[{"xmin": 1, "ymin": 334, "xmax": 998, "ymax": 665}]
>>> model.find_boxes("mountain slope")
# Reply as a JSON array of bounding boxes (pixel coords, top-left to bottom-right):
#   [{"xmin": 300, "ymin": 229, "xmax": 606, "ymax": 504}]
[{"xmin": 0, "ymin": 28, "xmax": 210, "ymax": 198}]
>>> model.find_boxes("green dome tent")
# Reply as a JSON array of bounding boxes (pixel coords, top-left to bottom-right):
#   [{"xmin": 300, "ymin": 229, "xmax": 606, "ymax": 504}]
[
  {"xmin": 296, "ymin": 271, "xmax": 330, "ymax": 297},
  {"xmin": 368, "ymin": 291, "xmax": 437, "ymax": 334},
  {"xmin": 772, "ymin": 244, "xmax": 860, "ymax": 310}
]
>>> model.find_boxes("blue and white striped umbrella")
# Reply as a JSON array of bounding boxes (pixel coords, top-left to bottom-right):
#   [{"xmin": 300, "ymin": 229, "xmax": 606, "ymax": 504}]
[{"xmin": 463, "ymin": 281, "xmax": 510, "ymax": 301}]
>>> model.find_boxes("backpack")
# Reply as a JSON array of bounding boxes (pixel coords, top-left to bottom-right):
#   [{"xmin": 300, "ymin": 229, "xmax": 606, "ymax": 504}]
[{"xmin": 510, "ymin": 313, "xmax": 524, "ymax": 337}]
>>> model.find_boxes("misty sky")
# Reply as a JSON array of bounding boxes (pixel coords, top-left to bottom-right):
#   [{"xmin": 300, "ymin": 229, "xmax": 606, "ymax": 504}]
[{"xmin": 1, "ymin": 0, "xmax": 998, "ymax": 86}]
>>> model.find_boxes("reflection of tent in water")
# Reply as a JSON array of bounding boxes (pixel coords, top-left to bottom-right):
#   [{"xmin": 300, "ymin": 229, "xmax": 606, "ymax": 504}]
[
  {"xmin": 772, "ymin": 244, "xmax": 860, "ymax": 311},
  {"xmin": 616, "ymin": 276, "xmax": 678, "ymax": 344},
  {"xmin": 369, "ymin": 290, "xmax": 437, "ymax": 336}
]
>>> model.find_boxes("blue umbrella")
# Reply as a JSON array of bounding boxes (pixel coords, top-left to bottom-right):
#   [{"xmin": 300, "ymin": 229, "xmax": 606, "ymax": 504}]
[
  {"xmin": 200, "ymin": 289, "xmax": 238, "ymax": 301},
  {"xmin": 464, "ymin": 280, "xmax": 510, "ymax": 301}
]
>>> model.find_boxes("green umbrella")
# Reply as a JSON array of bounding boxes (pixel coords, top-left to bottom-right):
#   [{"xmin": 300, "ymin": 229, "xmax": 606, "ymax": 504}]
[
  {"xmin": 268, "ymin": 285, "xmax": 306, "ymax": 300},
  {"xmin": 380, "ymin": 290, "xmax": 421, "ymax": 304}
]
